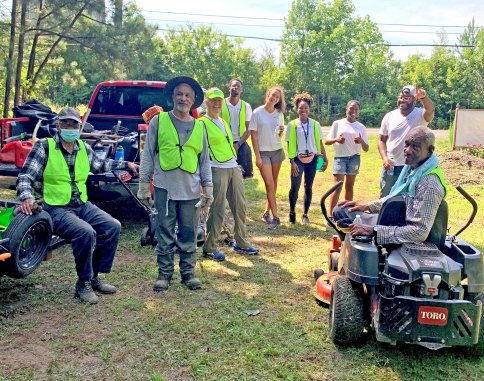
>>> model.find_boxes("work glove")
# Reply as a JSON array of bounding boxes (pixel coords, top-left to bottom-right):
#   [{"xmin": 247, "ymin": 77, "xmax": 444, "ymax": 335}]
[
  {"xmin": 200, "ymin": 186, "xmax": 214, "ymax": 210},
  {"xmin": 137, "ymin": 182, "xmax": 154, "ymax": 208}
]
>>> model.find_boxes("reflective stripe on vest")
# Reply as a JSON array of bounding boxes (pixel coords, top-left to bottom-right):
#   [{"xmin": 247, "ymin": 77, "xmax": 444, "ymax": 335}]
[
  {"xmin": 199, "ymin": 116, "xmax": 236, "ymax": 163},
  {"xmin": 425, "ymin": 166, "xmax": 448, "ymax": 198},
  {"xmin": 43, "ymin": 138, "xmax": 89, "ymax": 205},
  {"xmin": 287, "ymin": 118, "xmax": 321, "ymax": 159},
  {"xmin": 221, "ymin": 99, "xmax": 246, "ymax": 137},
  {"xmin": 157, "ymin": 112, "xmax": 203, "ymax": 174}
]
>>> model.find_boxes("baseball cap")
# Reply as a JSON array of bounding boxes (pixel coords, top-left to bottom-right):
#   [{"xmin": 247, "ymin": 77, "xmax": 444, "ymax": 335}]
[
  {"xmin": 206, "ymin": 88, "xmax": 224, "ymax": 100},
  {"xmin": 401, "ymin": 85, "xmax": 416, "ymax": 97},
  {"xmin": 58, "ymin": 107, "xmax": 82, "ymax": 124}
]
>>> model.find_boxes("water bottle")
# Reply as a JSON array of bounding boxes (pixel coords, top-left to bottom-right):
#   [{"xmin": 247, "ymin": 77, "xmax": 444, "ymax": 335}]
[
  {"xmin": 316, "ymin": 155, "xmax": 325, "ymax": 172},
  {"xmin": 353, "ymin": 214, "xmax": 362, "ymax": 224},
  {"xmin": 114, "ymin": 145, "xmax": 124, "ymax": 161},
  {"xmin": 387, "ymin": 155, "xmax": 394, "ymax": 176}
]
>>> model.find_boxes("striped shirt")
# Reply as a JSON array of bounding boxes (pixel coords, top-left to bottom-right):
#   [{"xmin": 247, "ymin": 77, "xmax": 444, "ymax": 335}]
[{"xmin": 368, "ymin": 174, "xmax": 445, "ymax": 245}]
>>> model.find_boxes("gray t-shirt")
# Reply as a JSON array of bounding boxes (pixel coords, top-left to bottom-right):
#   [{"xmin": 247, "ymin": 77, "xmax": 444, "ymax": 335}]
[{"xmin": 139, "ymin": 111, "xmax": 212, "ymax": 200}]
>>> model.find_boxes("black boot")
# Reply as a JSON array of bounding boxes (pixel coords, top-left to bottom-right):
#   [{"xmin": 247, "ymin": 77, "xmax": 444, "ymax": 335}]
[
  {"xmin": 154, "ymin": 253, "xmax": 174, "ymax": 292},
  {"xmin": 179, "ymin": 253, "xmax": 201, "ymax": 290}
]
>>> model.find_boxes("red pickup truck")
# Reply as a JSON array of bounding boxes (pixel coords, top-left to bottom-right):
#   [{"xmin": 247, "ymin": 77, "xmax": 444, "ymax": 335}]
[
  {"xmin": 0, "ymin": 80, "xmax": 203, "ymax": 279},
  {"xmin": 0, "ymin": 80, "xmax": 201, "ymax": 199}
]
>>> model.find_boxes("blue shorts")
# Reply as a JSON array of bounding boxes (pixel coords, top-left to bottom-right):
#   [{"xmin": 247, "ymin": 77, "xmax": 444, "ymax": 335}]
[{"xmin": 333, "ymin": 154, "xmax": 360, "ymax": 175}]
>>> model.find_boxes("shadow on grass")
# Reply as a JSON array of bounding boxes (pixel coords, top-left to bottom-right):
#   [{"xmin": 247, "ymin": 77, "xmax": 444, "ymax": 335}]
[{"xmin": 1, "ymin": 193, "xmax": 483, "ymax": 380}]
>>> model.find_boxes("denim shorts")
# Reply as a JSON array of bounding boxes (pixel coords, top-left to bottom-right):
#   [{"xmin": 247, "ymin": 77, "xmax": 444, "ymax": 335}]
[
  {"xmin": 260, "ymin": 148, "xmax": 285, "ymax": 165},
  {"xmin": 333, "ymin": 154, "xmax": 360, "ymax": 175}
]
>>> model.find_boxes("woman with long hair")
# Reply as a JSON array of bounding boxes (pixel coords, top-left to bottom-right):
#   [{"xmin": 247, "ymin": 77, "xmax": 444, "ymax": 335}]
[
  {"xmin": 285, "ymin": 92, "xmax": 328, "ymax": 224},
  {"xmin": 249, "ymin": 86, "xmax": 286, "ymax": 229}
]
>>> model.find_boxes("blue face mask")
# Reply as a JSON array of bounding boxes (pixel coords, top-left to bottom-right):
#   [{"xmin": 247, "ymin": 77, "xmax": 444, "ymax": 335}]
[{"xmin": 60, "ymin": 129, "xmax": 80, "ymax": 142}]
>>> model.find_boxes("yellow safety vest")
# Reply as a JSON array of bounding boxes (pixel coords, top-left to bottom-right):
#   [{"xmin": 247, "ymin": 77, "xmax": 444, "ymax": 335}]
[
  {"xmin": 425, "ymin": 166, "xmax": 448, "ymax": 198},
  {"xmin": 43, "ymin": 138, "xmax": 89, "ymax": 205},
  {"xmin": 157, "ymin": 112, "xmax": 203, "ymax": 174},
  {"xmin": 221, "ymin": 99, "xmax": 247, "ymax": 137},
  {"xmin": 199, "ymin": 116, "xmax": 236, "ymax": 163},
  {"xmin": 287, "ymin": 118, "xmax": 321, "ymax": 159}
]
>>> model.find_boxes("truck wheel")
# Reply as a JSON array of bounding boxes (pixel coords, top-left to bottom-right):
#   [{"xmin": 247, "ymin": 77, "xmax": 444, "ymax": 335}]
[
  {"xmin": 3, "ymin": 211, "xmax": 52, "ymax": 278},
  {"xmin": 329, "ymin": 275, "xmax": 365, "ymax": 345}
]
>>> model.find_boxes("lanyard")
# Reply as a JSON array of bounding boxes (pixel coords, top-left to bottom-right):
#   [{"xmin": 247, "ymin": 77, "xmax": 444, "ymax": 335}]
[{"xmin": 300, "ymin": 119, "xmax": 311, "ymax": 153}]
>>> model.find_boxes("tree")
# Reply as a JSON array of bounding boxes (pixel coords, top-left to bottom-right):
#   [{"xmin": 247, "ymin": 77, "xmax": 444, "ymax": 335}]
[
  {"xmin": 2, "ymin": 0, "xmax": 17, "ymax": 117},
  {"xmin": 280, "ymin": 0, "xmax": 396, "ymax": 125},
  {"xmin": 162, "ymin": 25, "xmax": 264, "ymax": 106}
]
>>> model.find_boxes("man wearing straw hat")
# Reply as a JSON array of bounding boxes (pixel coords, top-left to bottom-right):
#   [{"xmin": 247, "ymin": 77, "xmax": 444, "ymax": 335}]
[{"xmin": 137, "ymin": 76, "xmax": 212, "ymax": 292}]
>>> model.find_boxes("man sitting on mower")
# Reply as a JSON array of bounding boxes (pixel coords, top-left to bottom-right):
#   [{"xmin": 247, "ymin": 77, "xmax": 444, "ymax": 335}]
[
  {"xmin": 336, "ymin": 126, "xmax": 446, "ymax": 246},
  {"xmin": 17, "ymin": 107, "xmax": 139, "ymax": 304}
]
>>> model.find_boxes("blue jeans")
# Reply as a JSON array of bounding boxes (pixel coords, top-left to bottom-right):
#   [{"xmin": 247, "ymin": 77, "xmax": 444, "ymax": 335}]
[
  {"xmin": 380, "ymin": 165, "xmax": 404, "ymax": 197},
  {"xmin": 333, "ymin": 154, "xmax": 361, "ymax": 175},
  {"xmin": 45, "ymin": 201, "xmax": 121, "ymax": 282}
]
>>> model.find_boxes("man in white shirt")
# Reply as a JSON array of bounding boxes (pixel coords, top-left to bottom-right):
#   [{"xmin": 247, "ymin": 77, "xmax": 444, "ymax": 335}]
[
  {"xmin": 221, "ymin": 78, "xmax": 254, "ymax": 178},
  {"xmin": 378, "ymin": 85, "xmax": 435, "ymax": 197}
]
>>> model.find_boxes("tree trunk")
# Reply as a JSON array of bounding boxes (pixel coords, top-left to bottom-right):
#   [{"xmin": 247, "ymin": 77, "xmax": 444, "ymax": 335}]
[
  {"xmin": 25, "ymin": 0, "xmax": 45, "ymax": 100},
  {"xmin": 113, "ymin": 0, "xmax": 123, "ymax": 27},
  {"xmin": 30, "ymin": 4, "xmax": 88, "ymax": 91},
  {"xmin": 14, "ymin": 0, "xmax": 27, "ymax": 106},
  {"xmin": 3, "ymin": 0, "xmax": 18, "ymax": 117}
]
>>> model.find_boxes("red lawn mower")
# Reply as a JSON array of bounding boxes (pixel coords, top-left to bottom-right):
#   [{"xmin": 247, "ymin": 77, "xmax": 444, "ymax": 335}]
[{"xmin": 314, "ymin": 181, "xmax": 484, "ymax": 350}]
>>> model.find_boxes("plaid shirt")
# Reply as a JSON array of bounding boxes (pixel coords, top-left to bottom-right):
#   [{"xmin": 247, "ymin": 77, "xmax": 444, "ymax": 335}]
[
  {"xmin": 368, "ymin": 174, "xmax": 445, "ymax": 245},
  {"xmin": 17, "ymin": 135, "xmax": 127, "ymax": 206}
]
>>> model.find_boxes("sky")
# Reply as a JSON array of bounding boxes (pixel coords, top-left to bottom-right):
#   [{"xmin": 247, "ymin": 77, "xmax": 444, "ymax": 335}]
[{"xmin": 134, "ymin": 0, "xmax": 483, "ymax": 61}]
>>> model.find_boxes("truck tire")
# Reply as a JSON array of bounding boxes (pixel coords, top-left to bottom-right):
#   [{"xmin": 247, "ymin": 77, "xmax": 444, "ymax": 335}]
[
  {"xmin": 3, "ymin": 211, "xmax": 52, "ymax": 278},
  {"xmin": 329, "ymin": 275, "xmax": 365, "ymax": 345}
]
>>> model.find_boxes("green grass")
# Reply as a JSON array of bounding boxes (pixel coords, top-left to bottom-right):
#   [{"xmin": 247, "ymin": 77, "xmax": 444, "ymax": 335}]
[{"xmin": 0, "ymin": 136, "xmax": 483, "ymax": 380}]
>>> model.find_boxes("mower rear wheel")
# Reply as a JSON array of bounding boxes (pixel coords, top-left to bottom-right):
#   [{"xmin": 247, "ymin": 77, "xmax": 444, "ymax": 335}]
[
  {"xmin": 329, "ymin": 275, "xmax": 365, "ymax": 345},
  {"xmin": 3, "ymin": 211, "xmax": 52, "ymax": 278}
]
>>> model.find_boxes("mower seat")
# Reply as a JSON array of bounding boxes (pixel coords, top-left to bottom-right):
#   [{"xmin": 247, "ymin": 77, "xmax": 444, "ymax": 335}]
[{"xmin": 377, "ymin": 196, "xmax": 448, "ymax": 251}]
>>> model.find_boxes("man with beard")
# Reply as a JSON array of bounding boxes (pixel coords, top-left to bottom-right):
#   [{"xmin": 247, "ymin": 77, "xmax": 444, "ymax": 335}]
[
  {"xmin": 378, "ymin": 85, "xmax": 434, "ymax": 197},
  {"xmin": 137, "ymin": 76, "xmax": 213, "ymax": 292},
  {"xmin": 221, "ymin": 78, "xmax": 254, "ymax": 178}
]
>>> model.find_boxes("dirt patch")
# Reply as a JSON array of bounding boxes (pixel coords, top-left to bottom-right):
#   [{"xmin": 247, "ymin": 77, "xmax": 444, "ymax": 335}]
[{"xmin": 439, "ymin": 150, "xmax": 484, "ymax": 186}]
